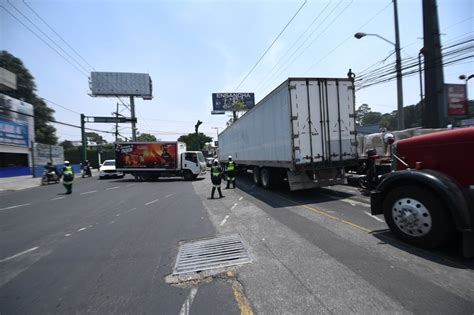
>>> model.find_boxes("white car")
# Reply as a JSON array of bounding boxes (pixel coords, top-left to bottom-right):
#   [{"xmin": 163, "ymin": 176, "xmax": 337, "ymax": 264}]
[{"xmin": 99, "ymin": 160, "xmax": 124, "ymax": 179}]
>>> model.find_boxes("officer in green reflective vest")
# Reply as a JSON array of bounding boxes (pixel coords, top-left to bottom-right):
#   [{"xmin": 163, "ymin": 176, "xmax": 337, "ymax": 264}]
[
  {"xmin": 225, "ymin": 156, "xmax": 236, "ymax": 189},
  {"xmin": 62, "ymin": 161, "xmax": 74, "ymax": 194},
  {"xmin": 210, "ymin": 159, "xmax": 224, "ymax": 199}
]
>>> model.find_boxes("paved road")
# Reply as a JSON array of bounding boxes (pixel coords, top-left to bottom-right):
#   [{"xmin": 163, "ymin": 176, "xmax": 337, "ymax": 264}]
[{"xmin": 1, "ymin": 173, "xmax": 473, "ymax": 314}]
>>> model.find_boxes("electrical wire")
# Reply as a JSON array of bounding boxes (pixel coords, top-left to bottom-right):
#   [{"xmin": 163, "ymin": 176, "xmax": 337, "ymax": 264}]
[{"xmin": 234, "ymin": 0, "xmax": 308, "ymax": 91}]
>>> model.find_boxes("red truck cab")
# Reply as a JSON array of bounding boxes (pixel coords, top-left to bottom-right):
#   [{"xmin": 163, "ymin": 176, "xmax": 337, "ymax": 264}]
[{"xmin": 371, "ymin": 127, "xmax": 474, "ymax": 257}]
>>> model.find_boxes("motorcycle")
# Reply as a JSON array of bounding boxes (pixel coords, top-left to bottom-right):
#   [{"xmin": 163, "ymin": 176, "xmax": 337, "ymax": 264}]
[
  {"xmin": 81, "ymin": 164, "xmax": 92, "ymax": 178},
  {"xmin": 41, "ymin": 170, "xmax": 60, "ymax": 185}
]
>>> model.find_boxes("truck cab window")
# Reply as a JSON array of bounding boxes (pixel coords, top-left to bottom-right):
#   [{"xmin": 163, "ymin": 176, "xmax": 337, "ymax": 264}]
[{"xmin": 185, "ymin": 153, "xmax": 197, "ymax": 163}]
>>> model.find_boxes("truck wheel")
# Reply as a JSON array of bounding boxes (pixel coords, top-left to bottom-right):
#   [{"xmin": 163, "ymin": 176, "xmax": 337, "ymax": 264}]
[
  {"xmin": 183, "ymin": 170, "xmax": 193, "ymax": 181},
  {"xmin": 260, "ymin": 168, "xmax": 273, "ymax": 189},
  {"xmin": 253, "ymin": 167, "xmax": 261, "ymax": 186},
  {"xmin": 383, "ymin": 186, "xmax": 455, "ymax": 249}
]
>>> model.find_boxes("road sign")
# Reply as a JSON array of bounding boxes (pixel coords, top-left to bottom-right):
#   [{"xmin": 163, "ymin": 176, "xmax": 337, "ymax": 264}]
[
  {"xmin": 446, "ymin": 84, "xmax": 467, "ymax": 116},
  {"xmin": 91, "ymin": 116, "xmax": 137, "ymax": 123}
]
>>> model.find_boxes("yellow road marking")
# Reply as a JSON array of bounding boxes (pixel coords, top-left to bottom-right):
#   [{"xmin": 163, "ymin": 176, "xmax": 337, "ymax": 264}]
[{"xmin": 232, "ymin": 282, "xmax": 254, "ymax": 315}]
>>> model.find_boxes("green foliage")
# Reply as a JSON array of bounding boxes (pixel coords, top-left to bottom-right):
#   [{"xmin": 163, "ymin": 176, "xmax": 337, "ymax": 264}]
[
  {"xmin": 136, "ymin": 132, "xmax": 157, "ymax": 142},
  {"xmin": 355, "ymin": 102, "xmax": 422, "ymax": 130},
  {"xmin": 0, "ymin": 50, "xmax": 57, "ymax": 144},
  {"xmin": 86, "ymin": 132, "xmax": 106, "ymax": 144},
  {"xmin": 355, "ymin": 104, "xmax": 371, "ymax": 125},
  {"xmin": 59, "ymin": 140, "xmax": 74, "ymax": 149},
  {"xmin": 178, "ymin": 132, "xmax": 212, "ymax": 151},
  {"xmin": 64, "ymin": 146, "xmax": 115, "ymax": 168}
]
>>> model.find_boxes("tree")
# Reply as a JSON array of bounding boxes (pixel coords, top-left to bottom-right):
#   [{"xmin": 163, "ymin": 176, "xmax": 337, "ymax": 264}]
[
  {"xmin": 0, "ymin": 50, "xmax": 57, "ymax": 144},
  {"xmin": 355, "ymin": 104, "xmax": 371, "ymax": 126},
  {"xmin": 226, "ymin": 100, "xmax": 247, "ymax": 126},
  {"xmin": 178, "ymin": 133, "xmax": 212, "ymax": 151},
  {"xmin": 59, "ymin": 140, "xmax": 74, "ymax": 149},
  {"xmin": 136, "ymin": 132, "xmax": 157, "ymax": 142},
  {"xmin": 361, "ymin": 111, "xmax": 382, "ymax": 126},
  {"xmin": 85, "ymin": 132, "xmax": 106, "ymax": 144}
]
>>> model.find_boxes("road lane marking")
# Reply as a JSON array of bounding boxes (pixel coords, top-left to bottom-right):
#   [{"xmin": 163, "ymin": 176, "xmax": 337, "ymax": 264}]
[
  {"xmin": 126, "ymin": 183, "xmax": 136, "ymax": 187},
  {"xmin": 179, "ymin": 287, "xmax": 198, "ymax": 315},
  {"xmin": 145, "ymin": 199, "xmax": 159, "ymax": 206},
  {"xmin": 106, "ymin": 186, "xmax": 120, "ymax": 190},
  {"xmin": 0, "ymin": 203, "xmax": 31, "ymax": 211},
  {"xmin": 220, "ymin": 215, "xmax": 230, "ymax": 226},
  {"xmin": 232, "ymin": 282, "xmax": 254, "ymax": 315},
  {"xmin": 123, "ymin": 208, "xmax": 137, "ymax": 214},
  {"xmin": 165, "ymin": 194, "xmax": 173, "ymax": 198},
  {"xmin": 51, "ymin": 197, "xmax": 65, "ymax": 201},
  {"xmin": 109, "ymin": 220, "xmax": 115, "ymax": 224},
  {"xmin": 80, "ymin": 190, "xmax": 97, "ymax": 195},
  {"xmin": 364, "ymin": 211, "xmax": 385, "ymax": 223},
  {"xmin": 231, "ymin": 203, "xmax": 238, "ymax": 211},
  {"xmin": 77, "ymin": 227, "xmax": 87, "ymax": 232},
  {"xmin": 65, "ymin": 234, "xmax": 72, "ymax": 237},
  {"xmin": 116, "ymin": 214, "xmax": 120, "ymax": 217},
  {"xmin": 239, "ymin": 197, "xmax": 243, "ymax": 201},
  {"xmin": 0, "ymin": 247, "xmax": 38, "ymax": 263},
  {"xmin": 319, "ymin": 192, "xmax": 370, "ymax": 208}
]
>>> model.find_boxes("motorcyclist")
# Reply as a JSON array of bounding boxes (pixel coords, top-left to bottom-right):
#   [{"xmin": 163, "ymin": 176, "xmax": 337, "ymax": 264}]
[
  {"xmin": 81, "ymin": 160, "xmax": 92, "ymax": 177},
  {"xmin": 62, "ymin": 161, "xmax": 74, "ymax": 194}
]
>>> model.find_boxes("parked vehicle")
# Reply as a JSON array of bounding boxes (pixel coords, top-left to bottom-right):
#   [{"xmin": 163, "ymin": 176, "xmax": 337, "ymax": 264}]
[
  {"xmin": 218, "ymin": 77, "xmax": 358, "ymax": 191},
  {"xmin": 41, "ymin": 169, "xmax": 59, "ymax": 185},
  {"xmin": 115, "ymin": 141, "xmax": 206, "ymax": 181},
  {"xmin": 99, "ymin": 160, "xmax": 123, "ymax": 179},
  {"xmin": 370, "ymin": 127, "xmax": 474, "ymax": 257}
]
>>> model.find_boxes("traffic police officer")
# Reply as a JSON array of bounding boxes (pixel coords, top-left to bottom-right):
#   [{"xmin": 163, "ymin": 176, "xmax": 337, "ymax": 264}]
[
  {"xmin": 62, "ymin": 161, "xmax": 74, "ymax": 194},
  {"xmin": 225, "ymin": 156, "xmax": 236, "ymax": 189},
  {"xmin": 210, "ymin": 159, "xmax": 224, "ymax": 199}
]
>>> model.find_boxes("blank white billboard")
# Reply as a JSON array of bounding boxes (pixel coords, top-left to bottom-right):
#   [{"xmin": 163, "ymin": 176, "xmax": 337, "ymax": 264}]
[{"xmin": 89, "ymin": 72, "xmax": 152, "ymax": 98}]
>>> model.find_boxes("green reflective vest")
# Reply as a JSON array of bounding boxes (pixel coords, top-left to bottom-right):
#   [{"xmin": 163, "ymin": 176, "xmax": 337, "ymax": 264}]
[
  {"xmin": 211, "ymin": 166, "xmax": 221, "ymax": 177},
  {"xmin": 227, "ymin": 161, "xmax": 235, "ymax": 171}
]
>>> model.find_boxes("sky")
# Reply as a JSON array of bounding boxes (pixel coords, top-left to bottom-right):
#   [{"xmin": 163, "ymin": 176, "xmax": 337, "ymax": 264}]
[{"xmin": 2, "ymin": 0, "xmax": 473, "ymax": 143}]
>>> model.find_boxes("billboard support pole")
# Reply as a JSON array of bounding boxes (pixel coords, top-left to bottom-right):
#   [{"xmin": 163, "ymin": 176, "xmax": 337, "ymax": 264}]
[
  {"xmin": 81, "ymin": 114, "xmax": 87, "ymax": 164},
  {"xmin": 31, "ymin": 141, "xmax": 36, "ymax": 178},
  {"xmin": 130, "ymin": 96, "xmax": 137, "ymax": 141}
]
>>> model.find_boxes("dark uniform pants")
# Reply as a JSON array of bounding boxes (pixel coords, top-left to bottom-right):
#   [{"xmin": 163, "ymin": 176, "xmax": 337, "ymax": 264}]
[
  {"xmin": 211, "ymin": 177, "xmax": 223, "ymax": 198},
  {"xmin": 226, "ymin": 170, "xmax": 235, "ymax": 188}
]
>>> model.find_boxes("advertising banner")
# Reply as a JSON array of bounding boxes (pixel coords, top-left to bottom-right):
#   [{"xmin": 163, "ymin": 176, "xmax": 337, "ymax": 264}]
[
  {"xmin": 33, "ymin": 143, "xmax": 64, "ymax": 165},
  {"xmin": 212, "ymin": 93, "xmax": 255, "ymax": 114},
  {"xmin": 0, "ymin": 93, "xmax": 34, "ymax": 147},
  {"xmin": 446, "ymin": 84, "xmax": 467, "ymax": 116},
  {"xmin": 0, "ymin": 118, "xmax": 28, "ymax": 146},
  {"xmin": 115, "ymin": 143, "xmax": 177, "ymax": 169},
  {"xmin": 90, "ymin": 72, "xmax": 152, "ymax": 98}
]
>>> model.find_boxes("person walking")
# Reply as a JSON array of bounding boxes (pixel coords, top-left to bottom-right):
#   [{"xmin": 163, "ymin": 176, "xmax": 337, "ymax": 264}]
[
  {"xmin": 62, "ymin": 161, "xmax": 74, "ymax": 194},
  {"xmin": 225, "ymin": 155, "xmax": 236, "ymax": 189},
  {"xmin": 210, "ymin": 159, "xmax": 224, "ymax": 199}
]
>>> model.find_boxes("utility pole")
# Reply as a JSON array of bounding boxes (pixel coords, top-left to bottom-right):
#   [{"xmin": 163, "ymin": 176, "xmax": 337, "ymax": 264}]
[
  {"xmin": 422, "ymin": 0, "xmax": 445, "ymax": 128},
  {"xmin": 80, "ymin": 114, "xmax": 87, "ymax": 163},
  {"xmin": 393, "ymin": 0, "xmax": 404, "ymax": 129},
  {"xmin": 130, "ymin": 96, "xmax": 137, "ymax": 141},
  {"xmin": 115, "ymin": 102, "xmax": 119, "ymax": 142}
]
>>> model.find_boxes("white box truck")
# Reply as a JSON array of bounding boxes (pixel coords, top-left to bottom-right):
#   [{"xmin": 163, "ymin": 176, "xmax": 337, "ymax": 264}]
[
  {"xmin": 115, "ymin": 141, "xmax": 207, "ymax": 181},
  {"xmin": 218, "ymin": 78, "xmax": 358, "ymax": 191}
]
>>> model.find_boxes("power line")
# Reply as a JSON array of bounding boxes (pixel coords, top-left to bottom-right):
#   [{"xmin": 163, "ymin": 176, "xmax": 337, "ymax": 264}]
[
  {"xmin": 1, "ymin": 4, "xmax": 89, "ymax": 77},
  {"xmin": 22, "ymin": 0, "xmax": 95, "ymax": 70},
  {"xmin": 234, "ymin": 0, "xmax": 308, "ymax": 91},
  {"xmin": 41, "ymin": 97, "xmax": 82, "ymax": 115}
]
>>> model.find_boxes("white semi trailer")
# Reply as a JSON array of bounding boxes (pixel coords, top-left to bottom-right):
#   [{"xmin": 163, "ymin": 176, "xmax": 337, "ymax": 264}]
[{"xmin": 219, "ymin": 78, "xmax": 358, "ymax": 191}]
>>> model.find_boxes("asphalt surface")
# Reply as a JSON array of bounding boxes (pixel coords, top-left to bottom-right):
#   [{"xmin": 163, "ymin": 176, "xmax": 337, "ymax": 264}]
[{"xmin": 1, "ymin": 172, "xmax": 473, "ymax": 314}]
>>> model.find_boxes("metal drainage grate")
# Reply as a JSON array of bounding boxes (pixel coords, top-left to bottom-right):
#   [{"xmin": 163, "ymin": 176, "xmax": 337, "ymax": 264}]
[{"xmin": 173, "ymin": 234, "xmax": 252, "ymax": 275}]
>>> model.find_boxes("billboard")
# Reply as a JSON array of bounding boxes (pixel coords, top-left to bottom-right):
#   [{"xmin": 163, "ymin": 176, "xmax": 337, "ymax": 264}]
[
  {"xmin": 115, "ymin": 142, "xmax": 177, "ymax": 170},
  {"xmin": 212, "ymin": 93, "xmax": 255, "ymax": 114},
  {"xmin": 0, "ymin": 93, "xmax": 34, "ymax": 147},
  {"xmin": 446, "ymin": 84, "xmax": 467, "ymax": 116},
  {"xmin": 89, "ymin": 72, "xmax": 152, "ymax": 98},
  {"xmin": 33, "ymin": 143, "xmax": 64, "ymax": 165}
]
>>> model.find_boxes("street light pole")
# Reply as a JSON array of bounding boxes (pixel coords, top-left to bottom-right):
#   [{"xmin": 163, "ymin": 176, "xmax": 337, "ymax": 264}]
[{"xmin": 393, "ymin": 0, "xmax": 404, "ymax": 130}]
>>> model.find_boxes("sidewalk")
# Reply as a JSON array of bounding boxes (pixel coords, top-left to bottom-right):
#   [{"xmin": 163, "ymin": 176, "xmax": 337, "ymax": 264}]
[{"xmin": 0, "ymin": 170, "xmax": 98, "ymax": 192}]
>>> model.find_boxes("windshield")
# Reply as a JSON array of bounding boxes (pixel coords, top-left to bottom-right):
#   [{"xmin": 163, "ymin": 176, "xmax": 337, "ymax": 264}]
[
  {"xmin": 197, "ymin": 152, "xmax": 205, "ymax": 163},
  {"xmin": 103, "ymin": 161, "xmax": 115, "ymax": 166}
]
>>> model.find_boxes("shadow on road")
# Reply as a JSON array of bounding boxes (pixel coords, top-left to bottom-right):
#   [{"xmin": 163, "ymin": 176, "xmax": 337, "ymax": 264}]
[
  {"xmin": 108, "ymin": 177, "xmax": 206, "ymax": 183},
  {"xmin": 371, "ymin": 230, "xmax": 474, "ymax": 269}
]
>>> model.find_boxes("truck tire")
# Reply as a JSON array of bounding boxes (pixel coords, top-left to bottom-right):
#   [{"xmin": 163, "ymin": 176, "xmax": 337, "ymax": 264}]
[
  {"xmin": 382, "ymin": 185, "xmax": 455, "ymax": 249},
  {"xmin": 183, "ymin": 170, "xmax": 193, "ymax": 181},
  {"xmin": 253, "ymin": 167, "xmax": 261, "ymax": 186},
  {"xmin": 260, "ymin": 168, "xmax": 273, "ymax": 190}
]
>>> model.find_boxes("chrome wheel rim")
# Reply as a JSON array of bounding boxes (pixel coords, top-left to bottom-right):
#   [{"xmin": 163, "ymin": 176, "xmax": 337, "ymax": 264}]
[{"xmin": 392, "ymin": 198, "xmax": 432, "ymax": 237}]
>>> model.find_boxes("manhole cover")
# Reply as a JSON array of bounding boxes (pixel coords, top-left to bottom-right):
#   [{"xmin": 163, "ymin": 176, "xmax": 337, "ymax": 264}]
[{"xmin": 173, "ymin": 234, "xmax": 252, "ymax": 275}]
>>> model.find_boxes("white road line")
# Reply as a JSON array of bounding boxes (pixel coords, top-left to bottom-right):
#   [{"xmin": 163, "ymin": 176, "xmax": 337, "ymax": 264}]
[
  {"xmin": 0, "ymin": 203, "xmax": 31, "ymax": 211},
  {"xmin": 145, "ymin": 199, "xmax": 159, "ymax": 206},
  {"xmin": 179, "ymin": 287, "xmax": 198, "ymax": 315},
  {"xmin": 364, "ymin": 211, "xmax": 385, "ymax": 223},
  {"xmin": 80, "ymin": 190, "xmax": 97, "ymax": 195},
  {"xmin": 126, "ymin": 183, "xmax": 136, "ymax": 187},
  {"xmin": 109, "ymin": 220, "xmax": 115, "ymax": 224},
  {"xmin": 77, "ymin": 227, "xmax": 87, "ymax": 232},
  {"xmin": 319, "ymin": 192, "xmax": 370, "ymax": 208},
  {"xmin": 0, "ymin": 247, "xmax": 38, "ymax": 263},
  {"xmin": 65, "ymin": 234, "xmax": 72, "ymax": 237},
  {"xmin": 238, "ymin": 196, "xmax": 243, "ymax": 201},
  {"xmin": 123, "ymin": 208, "xmax": 137, "ymax": 214},
  {"xmin": 220, "ymin": 215, "xmax": 230, "ymax": 226},
  {"xmin": 231, "ymin": 203, "xmax": 238, "ymax": 211},
  {"xmin": 165, "ymin": 194, "xmax": 173, "ymax": 198},
  {"xmin": 106, "ymin": 186, "xmax": 120, "ymax": 190},
  {"xmin": 51, "ymin": 196, "xmax": 65, "ymax": 201},
  {"xmin": 116, "ymin": 214, "xmax": 120, "ymax": 217}
]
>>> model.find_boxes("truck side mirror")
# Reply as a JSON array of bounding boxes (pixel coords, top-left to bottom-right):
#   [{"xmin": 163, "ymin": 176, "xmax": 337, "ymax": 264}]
[{"xmin": 383, "ymin": 133, "xmax": 395, "ymax": 145}]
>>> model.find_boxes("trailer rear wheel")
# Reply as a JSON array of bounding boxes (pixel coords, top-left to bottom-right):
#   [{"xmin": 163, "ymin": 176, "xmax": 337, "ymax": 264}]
[
  {"xmin": 261, "ymin": 168, "xmax": 273, "ymax": 189},
  {"xmin": 253, "ymin": 167, "xmax": 261, "ymax": 186},
  {"xmin": 383, "ymin": 186, "xmax": 455, "ymax": 249}
]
